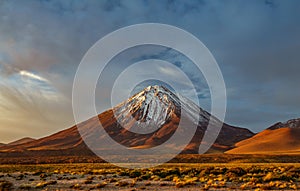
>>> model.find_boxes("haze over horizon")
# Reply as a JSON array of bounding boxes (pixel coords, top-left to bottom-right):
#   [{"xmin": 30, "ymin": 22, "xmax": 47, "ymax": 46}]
[{"xmin": 0, "ymin": 0, "xmax": 300, "ymax": 143}]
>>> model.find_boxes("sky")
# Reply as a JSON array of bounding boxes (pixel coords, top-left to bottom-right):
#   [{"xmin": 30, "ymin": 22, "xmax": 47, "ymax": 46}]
[{"xmin": 0, "ymin": 0, "xmax": 300, "ymax": 143}]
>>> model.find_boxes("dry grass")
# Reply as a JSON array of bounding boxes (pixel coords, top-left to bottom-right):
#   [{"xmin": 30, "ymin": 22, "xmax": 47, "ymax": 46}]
[{"xmin": 0, "ymin": 163, "xmax": 299, "ymax": 190}]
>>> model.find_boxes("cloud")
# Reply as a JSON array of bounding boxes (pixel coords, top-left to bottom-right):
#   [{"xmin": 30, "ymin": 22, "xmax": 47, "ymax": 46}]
[
  {"xmin": 0, "ymin": 76, "xmax": 74, "ymax": 143},
  {"xmin": 19, "ymin": 70, "xmax": 49, "ymax": 82}
]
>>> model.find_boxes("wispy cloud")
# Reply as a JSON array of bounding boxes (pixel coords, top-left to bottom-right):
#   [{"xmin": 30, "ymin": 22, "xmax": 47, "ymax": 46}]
[
  {"xmin": 19, "ymin": 70, "xmax": 49, "ymax": 83},
  {"xmin": 0, "ymin": 77, "xmax": 74, "ymax": 143}
]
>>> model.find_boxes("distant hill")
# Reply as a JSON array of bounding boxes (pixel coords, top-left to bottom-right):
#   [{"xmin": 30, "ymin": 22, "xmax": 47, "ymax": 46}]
[
  {"xmin": 267, "ymin": 118, "xmax": 300, "ymax": 130},
  {"xmin": 7, "ymin": 137, "xmax": 36, "ymax": 146},
  {"xmin": 226, "ymin": 118, "xmax": 300, "ymax": 154}
]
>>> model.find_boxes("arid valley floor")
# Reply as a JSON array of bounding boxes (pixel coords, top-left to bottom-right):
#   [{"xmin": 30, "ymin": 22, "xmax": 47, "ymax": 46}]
[{"xmin": 1, "ymin": 161, "xmax": 300, "ymax": 190}]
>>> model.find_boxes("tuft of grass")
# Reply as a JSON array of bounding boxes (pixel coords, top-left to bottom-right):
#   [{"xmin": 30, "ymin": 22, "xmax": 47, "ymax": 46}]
[
  {"xmin": 0, "ymin": 180, "xmax": 13, "ymax": 190},
  {"xmin": 145, "ymin": 181, "xmax": 151, "ymax": 186},
  {"xmin": 263, "ymin": 172, "xmax": 278, "ymax": 182},
  {"xmin": 108, "ymin": 178, "xmax": 117, "ymax": 183},
  {"xmin": 19, "ymin": 184, "xmax": 32, "ymax": 190},
  {"xmin": 95, "ymin": 181, "xmax": 108, "ymax": 188},
  {"xmin": 35, "ymin": 180, "xmax": 57, "ymax": 188},
  {"xmin": 115, "ymin": 180, "xmax": 129, "ymax": 187},
  {"xmin": 70, "ymin": 183, "xmax": 80, "ymax": 189},
  {"xmin": 129, "ymin": 170, "xmax": 141, "ymax": 178},
  {"xmin": 83, "ymin": 179, "xmax": 92, "ymax": 184}
]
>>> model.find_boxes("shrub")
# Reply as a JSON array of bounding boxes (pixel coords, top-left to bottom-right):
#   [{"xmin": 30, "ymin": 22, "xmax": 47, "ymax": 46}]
[
  {"xmin": 0, "ymin": 180, "xmax": 13, "ymax": 190},
  {"xmin": 95, "ymin": 181, "xmax": 107, "ymax": 188}
]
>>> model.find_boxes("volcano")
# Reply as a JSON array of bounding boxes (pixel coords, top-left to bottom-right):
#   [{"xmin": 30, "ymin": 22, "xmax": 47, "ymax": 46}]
[{"xmin": 0, "ymin": 85, "xmax": 254, "ymax": 155}]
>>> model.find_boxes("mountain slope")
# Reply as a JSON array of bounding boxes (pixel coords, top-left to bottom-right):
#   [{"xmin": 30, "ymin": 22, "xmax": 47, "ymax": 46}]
[
  {"xmin": 226, "ymin": 118, "xmax": 300, "ymax": 154},
  {"xmin": 0, "ymin": 85, "xmax": 254, "ymax": 154},
  {"xmin": 8, "ymin": 137, "xmax": 36, "ymax": 146},
  {"xmin": 0, "ymin": 125, "xmax": 82, "ymax": 152}
]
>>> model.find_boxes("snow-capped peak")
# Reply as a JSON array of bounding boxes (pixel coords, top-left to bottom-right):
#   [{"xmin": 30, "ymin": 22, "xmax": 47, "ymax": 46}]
[
  {"xmin": 114, "ymin": 86, "xmax": 178, "ymax": 129},
  {"xmin": 113, "ymin": 85, "xmax": 214, "ymax": 133}
]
